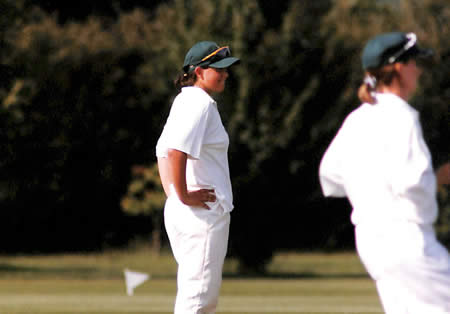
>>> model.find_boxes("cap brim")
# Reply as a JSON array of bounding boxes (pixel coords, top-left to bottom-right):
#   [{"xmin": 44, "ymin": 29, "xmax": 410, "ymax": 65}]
[
  {"xmin": 209, "ymin": 57, "xmax": 240, "ymax": 69},
  {"xmin": 409, "ymin": 46, "xmax": 434, "ymax": 59},
  {"xmin": 417, "ymin": 48, "xmax": 434, "ymax": 58}
]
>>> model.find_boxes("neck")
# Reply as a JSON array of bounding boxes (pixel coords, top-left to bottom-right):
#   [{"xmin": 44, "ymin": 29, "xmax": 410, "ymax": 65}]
[
  {"xmin": 377, "ymin": 80, "xmax": 410, "ymax": 101},
  {"xmin": 194, "ymin": 82, "xmax": 216, "ymax": 96}
]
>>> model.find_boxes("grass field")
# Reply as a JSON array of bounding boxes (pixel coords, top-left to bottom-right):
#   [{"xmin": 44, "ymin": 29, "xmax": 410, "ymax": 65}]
[{"xmin": 0, "ymin": 248, "xmax": 383, "ymax": 313}]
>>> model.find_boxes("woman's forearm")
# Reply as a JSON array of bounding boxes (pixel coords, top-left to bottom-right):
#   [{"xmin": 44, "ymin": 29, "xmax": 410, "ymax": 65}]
[
  {"xmin": 166, "ymin": 149, "xmax": 215, "ymax": 209},
  {"xmin": 167, "ymin": 149, "xmax": 189, "ymax": 202},
  {"xmin": 157, "ymin": 157, "xmax": 172, "ymax": 197}
]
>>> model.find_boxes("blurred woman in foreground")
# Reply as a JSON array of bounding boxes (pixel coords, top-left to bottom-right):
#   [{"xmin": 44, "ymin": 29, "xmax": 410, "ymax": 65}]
[{"xmin": 319, "ymin": 32, "xmax": 450, "ymax": 313}]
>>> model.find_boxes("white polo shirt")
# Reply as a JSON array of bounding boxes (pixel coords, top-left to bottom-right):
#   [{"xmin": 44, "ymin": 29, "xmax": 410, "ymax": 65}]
[
  {"xmin": 319, "ymin": 93, "xmax": 438, "ymax": 226},
  {"xmin": 156, "ymin": 86, "xmax": 233, "ymax": 213}
]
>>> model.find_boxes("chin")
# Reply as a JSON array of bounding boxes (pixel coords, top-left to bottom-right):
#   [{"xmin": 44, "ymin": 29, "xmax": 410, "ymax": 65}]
[{"xmin": 215, "ymin": 86, "xmax": 225, "ymax": 93}]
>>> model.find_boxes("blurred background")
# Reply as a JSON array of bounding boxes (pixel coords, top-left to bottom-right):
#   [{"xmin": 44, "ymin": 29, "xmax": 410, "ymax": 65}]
[{"xmin": 0, "ymin": 0, "xmax": 449, "ymax": 273}]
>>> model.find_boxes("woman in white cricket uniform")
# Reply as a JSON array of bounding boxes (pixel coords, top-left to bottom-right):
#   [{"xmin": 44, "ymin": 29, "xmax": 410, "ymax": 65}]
[
  {"xmin": 156, "ymin": 41, "xmax": 239, "ymax": 314},
  {"xmin": 319, "ymin": 32, "xmax": 450, "ymax": 313}
]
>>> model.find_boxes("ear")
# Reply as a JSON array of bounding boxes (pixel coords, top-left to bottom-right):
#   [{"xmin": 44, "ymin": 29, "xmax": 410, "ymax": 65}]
[
  {"xmin": 194, "ymin": 66, "xmax": 204, "ymax": 79},
  {"xmin": 394, "ymin": 62, "xmax": 403, "ymax": 73}
]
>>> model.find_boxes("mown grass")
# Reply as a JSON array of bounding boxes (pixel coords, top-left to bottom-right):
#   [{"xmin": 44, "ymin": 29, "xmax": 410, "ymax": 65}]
[{"xmin": 0, "ymin": 248, "xmax": 383, "ymax": 313}]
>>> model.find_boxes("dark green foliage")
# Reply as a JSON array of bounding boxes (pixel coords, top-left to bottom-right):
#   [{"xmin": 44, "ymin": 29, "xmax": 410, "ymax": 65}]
[
  {"xmin": 1, "ymin": 12, "xmax": 162, "ymax": 251},
  {"xmin": 0, "ymin": 0, "xmax": 448, "ymax": 272}
]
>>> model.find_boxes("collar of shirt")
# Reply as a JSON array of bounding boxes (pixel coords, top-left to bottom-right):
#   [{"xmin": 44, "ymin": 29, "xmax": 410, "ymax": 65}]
[
  {"xmin": 373, "ymin": 92, "xmax": 417, "ymax": 115},
  {"xmin": 181, "ymin": 86, "xmax": 217, "ymax": 108}
]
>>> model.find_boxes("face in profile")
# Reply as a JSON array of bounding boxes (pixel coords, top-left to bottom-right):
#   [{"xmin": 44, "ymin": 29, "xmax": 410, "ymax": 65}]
[
  {"xmin": 195, "ymin": 67, "xmax": 229, "ymax": 94},
  {"xmin": 398, "ymin": 59, "xmax": 422, "ymax": 98}
]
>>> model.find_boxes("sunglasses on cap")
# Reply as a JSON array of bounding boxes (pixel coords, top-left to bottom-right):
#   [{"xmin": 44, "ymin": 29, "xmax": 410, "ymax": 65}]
[
  {"xmin": 388, "ymin": 33, "xmax": 417, "ymax": 64},
  {"xmin": 200, "ymin": 46, "xmax": 231, "ymax": 63},
  {"xmin": 185, "ymin": 46, "xmax": 232, "ymax": 73}
]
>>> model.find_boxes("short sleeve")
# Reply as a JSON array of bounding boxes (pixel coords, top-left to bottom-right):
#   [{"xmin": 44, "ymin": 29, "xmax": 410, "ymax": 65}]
[
  {"xmin": 156, "ymin": 98, "xmax": 211, "ymax": 160},
  {"xmin": 319, "ymin": 126, "xmax": 348, "ymax": 197}
]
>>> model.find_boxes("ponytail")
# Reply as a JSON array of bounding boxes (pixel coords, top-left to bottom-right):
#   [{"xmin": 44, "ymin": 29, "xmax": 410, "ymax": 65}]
[
  {"xmin": 174, "ymin": 71, "xmax": 197, "ymax": 91},
  {"xmin": 357, "ymin": 65, "xmax": 398, "ymax": 105},
  {"xmin": 358, "ymin": 74, "xmax": 377, "ymax": 104}
]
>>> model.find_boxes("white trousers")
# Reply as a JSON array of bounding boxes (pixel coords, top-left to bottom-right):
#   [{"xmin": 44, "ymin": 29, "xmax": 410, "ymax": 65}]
[
  {"xmin": 355, "ymin": 222, "xmax": 450, "ymax": 314},
  {"xmin": 164, "ymin": 196, "xmax": 230, "ymax": 314}
]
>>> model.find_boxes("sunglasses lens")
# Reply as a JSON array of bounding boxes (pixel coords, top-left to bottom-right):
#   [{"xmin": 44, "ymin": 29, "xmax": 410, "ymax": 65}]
[
  {"xmin": 208, "ymin": 48, "xmax": 230, "ymax": 64},
  {"xmin": 218, "ymin": 47, "xmax": 231, "ymax": 58},
  {"xmin": 208, "ymin": 47, "xmax": 230, "ymax": 60}
]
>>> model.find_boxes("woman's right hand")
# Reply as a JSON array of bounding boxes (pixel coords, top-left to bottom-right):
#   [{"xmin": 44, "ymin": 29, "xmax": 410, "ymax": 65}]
[
  {"xmin": 184, "ymin": 189, "xmax": 216, "ymax": 209},
  {"xmin": 167, "ymin": 148, "xmax": 216, "ymax": 209}
]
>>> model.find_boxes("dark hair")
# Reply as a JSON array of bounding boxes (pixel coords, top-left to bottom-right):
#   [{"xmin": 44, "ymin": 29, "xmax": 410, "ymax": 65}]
[
  {"xmin": 358, "ymin": 64, "xmax": 398, "ymax": 104},
  {"xmin": 174, "ymin": 71, "xmax": 197, "ymax": 91}
]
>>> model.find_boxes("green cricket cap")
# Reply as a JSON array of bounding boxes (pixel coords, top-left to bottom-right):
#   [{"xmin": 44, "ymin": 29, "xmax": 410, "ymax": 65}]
[
  {"xmin": 362, "ymin": 32, "xmax": 433, "ymax": 70},
  {"xmin": 183, "ymin": 41, "xmax": 240, "ymax": 73}
]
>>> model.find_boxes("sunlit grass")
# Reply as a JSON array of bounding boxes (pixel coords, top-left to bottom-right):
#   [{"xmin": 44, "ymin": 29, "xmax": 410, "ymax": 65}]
[
  {"xmin": 0, "ymin": 249, "xmax": 382, "ymax": 313},
  {"xmin": 0, "ymin": 248, "xmax": 368, "ymax": 279}
]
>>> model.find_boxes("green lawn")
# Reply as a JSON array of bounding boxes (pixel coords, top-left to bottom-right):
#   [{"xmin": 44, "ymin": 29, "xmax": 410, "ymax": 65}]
[{"xmin": 0, "ymin": 249, "xmax": 383, "ymax": 313}]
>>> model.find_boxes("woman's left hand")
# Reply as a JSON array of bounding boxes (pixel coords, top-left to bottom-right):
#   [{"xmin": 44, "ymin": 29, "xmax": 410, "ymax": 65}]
[{"xmin": 436, "ymin": 162, "xmax": 450, "ymax": 186}]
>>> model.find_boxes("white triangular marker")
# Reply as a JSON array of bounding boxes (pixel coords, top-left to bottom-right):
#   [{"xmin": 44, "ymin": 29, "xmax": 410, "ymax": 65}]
[{"xmin": 124, "ymin": 268, "xmax": 150, "ymax": 296}]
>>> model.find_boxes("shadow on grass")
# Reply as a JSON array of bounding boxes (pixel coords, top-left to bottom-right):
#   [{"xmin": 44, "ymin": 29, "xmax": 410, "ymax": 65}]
[{"xmin": 223, "ymin": 272, "xmax": 370, "ymax": 279}]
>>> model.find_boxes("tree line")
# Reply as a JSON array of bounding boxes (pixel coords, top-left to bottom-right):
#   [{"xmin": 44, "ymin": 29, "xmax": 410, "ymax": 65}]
[{"xmin": 1, "ymin": 0, "xmax": 449, "ymax": 272}]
